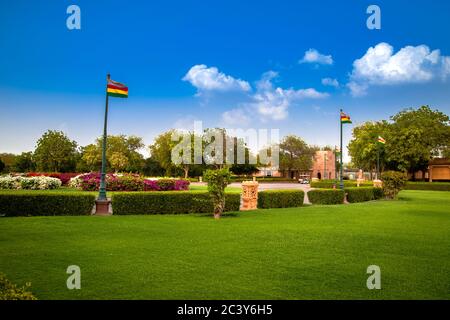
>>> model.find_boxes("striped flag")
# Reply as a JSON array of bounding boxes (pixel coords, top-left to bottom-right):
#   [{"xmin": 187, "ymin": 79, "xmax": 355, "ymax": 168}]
[
  {"xmin": 107, "ymin": 79, "xmax": 128, "ymax": 98},
  {"xmin": 377, "ymin": 136, "xmax": 386, "ymax": 144},
  {"xmin": 340, "ymin": 112, "xmax": 352, "ymax": 124}
]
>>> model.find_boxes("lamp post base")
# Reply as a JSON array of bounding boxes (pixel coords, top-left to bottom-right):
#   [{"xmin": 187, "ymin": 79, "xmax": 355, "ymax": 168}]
[{"xmin": 95, "ymin": 199, "xmax": 111, "ymax": 215}]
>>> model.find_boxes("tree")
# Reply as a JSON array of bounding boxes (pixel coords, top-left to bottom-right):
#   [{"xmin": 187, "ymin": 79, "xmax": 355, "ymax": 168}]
[
  {"xmin": 150, "ymin": 130, "xmax": 185, "ymax": 177},
  {"xmin": 142, "ymin": 156, "xmax": 166, "ymax": 177},
  {"xmin": 80, "ymin": 135, "xmax": 145, "ymax": 173},
  {"xmin": 13, "ymin": 152, "xmax": 35, "ymax": 172},
  {"xmin": 348, "ymin": 121, "xmax": 390, "ymax": 176},
  {"xmin": 0, "ymin": 153, "xmax": 17, "ymax": 173},
  {"xmin": 279, "ymin": 135, "xmax": 315, "ymax": 178},
  {"xmin": 33, "ymin": 130, "xmax": 78, "ymax": 172},
  {"xmin": 203, "ymin": 168, "xmax": 231, "ymax": 219},
  {"xmin": 0, "ymin": 158, "xmax": 4, "ymax": 172},
  {"xmin": 386, "ymin": 106, "xmax": 450, "ymax": 179}
]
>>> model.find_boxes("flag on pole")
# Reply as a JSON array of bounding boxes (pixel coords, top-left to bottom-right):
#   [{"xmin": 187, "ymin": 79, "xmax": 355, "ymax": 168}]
[
  {"xmin": 340, "ymin": 112, "xmax": 352, "ymax": 124},
  {"xmin": 107, "ymin": 79, "xmax": 128, "ymax": 98},
  {"xmin": 377, "ymin": 136, "xmax": 386, "ymax": 144}
]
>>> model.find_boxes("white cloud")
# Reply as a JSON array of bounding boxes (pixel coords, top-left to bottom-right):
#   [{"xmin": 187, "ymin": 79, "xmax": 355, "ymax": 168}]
[
  {"xmin": 183, "ymin": 64, "xmax": 251, "ymax": 94},
  {"xmin": 299, "ymin": 49, "xmax": 333, "ymax": 65},
  {"xmin": 251, "ymin": 71, "xmax": 329, "ymax": 121},
  {"xmin": 322, "ymin": 77, "xmax": 339, "ymax": 87},
  {"xmin": 221, "ymin": 108, "xmax": 250, "ymax": 126},
  {"xmin": 348, "ymin": 42, "xmax": 450, "ymax": 96}
]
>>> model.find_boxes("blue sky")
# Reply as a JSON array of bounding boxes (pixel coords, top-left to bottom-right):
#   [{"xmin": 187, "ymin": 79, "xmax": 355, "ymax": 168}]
[{"xmin": 1, "ymin": 0, "xmax": 450, "ymax": 161}]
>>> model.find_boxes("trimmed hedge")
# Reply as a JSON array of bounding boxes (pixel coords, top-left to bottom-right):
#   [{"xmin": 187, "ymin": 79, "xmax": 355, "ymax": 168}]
[
  {"xmin": 258, "ymin": 190, "xmax": 304, "ymax": 209},
  {"xmin": 311, "ymin": 180, "xmax": 373, "ymax": 189},
  {"xmin": 345, "ymin": 187, "xmax": 375, "ymax": 203},
  {"xmin": 404, "ymin": 182, "xmax": 450, "ymax": 191},
  {"xmin": 112, "ymin": 191, "xmax": 240, "ymax": 215},
  {"xmin": 0, "ymin": 191, "xmax": 96, "ymax": 217},
  {"xmin": 307, "ymin": 189, "xmax": 345, "ymax": 205},
  {"xmin": 373, "ymin": 187, "xmax": 384, "ymax": 200}
]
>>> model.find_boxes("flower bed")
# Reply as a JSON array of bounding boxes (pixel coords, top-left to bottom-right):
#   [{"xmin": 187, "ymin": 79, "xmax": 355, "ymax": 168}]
[
  {"xmin": 0, "ymin": 175, "xmax": 62, "ymax": 190},
  {"xmin": 25, "ymin": 172, "xmax": 79, "ymax": 186},
  {"xmin": 69, "ymin": 173, "xmax": 190, "ymax": 192}
]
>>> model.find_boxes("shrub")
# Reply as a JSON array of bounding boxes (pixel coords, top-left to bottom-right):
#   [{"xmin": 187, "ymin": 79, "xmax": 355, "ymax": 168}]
[
  {"xmin": 0, "ymin": 273, "xmax": 36, "ymax": 300},
  {"xmin": 258, "ymin": 190, "xmax": 304, "ymax": 208},
  {"xmin": 307, "ymin": 189, "xmax": 345, "ymax": 205},
  {"xmin": 345, "ymin": 187, "xmax": 374, "ymax": 203},
  {"xmin": 404, "ymin": 182, "xmax": 450, "ymax": 191},
  {"xmin": 373, "ymin": 187, "xmax": 384, "ymax": 199},
  {"xmin": 0, "ymin": 176, "xmax": 61, "ymax": 190},
  {"xmin": 382, "ymin": 171, "xmax": 408, "ymax": 199},
  {"xmin": 0, "ymin": 191, "xmax": 96, "ymax": 216},
  {"xmin": 69, "ymin": 173, "xmax": 190, "ymax": 192},
  {"xmin": 26, "ymin": 172, "xmax": 79, "ymax": 186},
  {"xmin": 203, "ymin": 168, "xmax": 232, "ymax": 219},
  {"xmin": 112, "ymin": 191, "xmax": 240, "ymax": 215}
]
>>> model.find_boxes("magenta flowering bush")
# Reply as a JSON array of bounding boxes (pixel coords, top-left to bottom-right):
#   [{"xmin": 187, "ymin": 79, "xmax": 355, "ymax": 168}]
[{"xmin": 69, "ymin": 173, "xmax": 190, "ymax": 192}]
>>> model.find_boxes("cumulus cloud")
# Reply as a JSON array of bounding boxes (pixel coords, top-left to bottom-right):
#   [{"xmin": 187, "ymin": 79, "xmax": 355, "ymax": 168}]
[
  {"xmin": 348, "ymin": 42, "xmax": 450, "ymax": 96},
  {"xmin": 299, "ymin": 49, "xmax": 333, "ymax": 65},
  {"xmin": 322, "ymin": 77, "xmax": 340, "ymax": 87},
  {"xmin": 251, "ymin": 71, "xmax": 329, "ymax": 121},
  {"xmin": 221, "ymin": 108, "xmax": 250, "ymax": 126},
  {"xmin": 183, "ymin": 64, "xmax": 251, "ymax": 94}
]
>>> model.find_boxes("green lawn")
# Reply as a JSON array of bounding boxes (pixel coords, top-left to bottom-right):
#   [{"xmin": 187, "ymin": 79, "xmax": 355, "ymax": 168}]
[{"xmin": 0, "ymin": 190, "xmax": 449, "ymax": 299}]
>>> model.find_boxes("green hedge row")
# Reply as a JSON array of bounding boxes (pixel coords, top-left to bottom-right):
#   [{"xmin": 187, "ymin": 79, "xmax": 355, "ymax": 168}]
[
  {"xmin": 404, "ymin": 182, "xmax": 450, "ymax": 191},
  {"xmin": 311, "ymin": 180, "xmax": 373, "ymax": 189},
  {"xmin": 345, "ymin": 187, "xmax": 384, "ymax": 203},
  {"xmin": 307, "ymin": 189, "xmax": 345, "ymax": 205},
  {"xmin": 258, "ymin": 190, "xmax": 304, "ymax": 209},
  {"xmin": 112, "ymin": 191, "xmax": 240, "ymax": 215},
  {"xmin": 0, "ymin": 191, "xmax": 95, "ymax": 217}
]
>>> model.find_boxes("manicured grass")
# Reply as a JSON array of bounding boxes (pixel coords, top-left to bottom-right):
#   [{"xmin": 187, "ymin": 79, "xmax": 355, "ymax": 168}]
[{"xmin": 0, "ymin": 190, "xmax": 449, "ymax": 299}]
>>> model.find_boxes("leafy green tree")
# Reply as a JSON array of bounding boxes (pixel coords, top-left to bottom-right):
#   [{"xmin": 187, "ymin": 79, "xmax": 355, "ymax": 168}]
[
  {"xmin": 80, "ymin": 135, "xmax": 145, "ymax": 173},
  {"xmin": 386, "ymin": 106, "xmax": 450, "ymax": 179},
  {"xmin": 348, "ymin": 121, "xmax": 390, "ymax": 175},
  {"xmin": 13, "ymin": 152, "xmax": 35, "ymax": 172},
  {"xmin": 0, "ymin": 153, "xmax": 17, "ymax": 173},
  {"xmin": 33, "ymin": 130, "xmax": 78, "ymax": 172},
  {"xmin": 150, "ymin": 130, "xmax": 185, "ymax": 177},
  {"xmin": 279, "ymin": 135, "xmax": 315, "ymax": 178},
  {"xmin": 142, "ymin": 156, "xmax": 166, "ymax": 177},
  {"xmin": 0, "ymin": 158, "xmax": 5, "ymax": 172},
  {"xmin": 203, "ymin": 168, "xmax": 231, "ymax": 219}
]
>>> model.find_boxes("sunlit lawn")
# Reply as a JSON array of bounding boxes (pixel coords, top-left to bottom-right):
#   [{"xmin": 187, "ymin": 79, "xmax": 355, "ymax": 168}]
[{"xmin": 0, "ymin": 190, "xmax": 449, "ymax": 299}]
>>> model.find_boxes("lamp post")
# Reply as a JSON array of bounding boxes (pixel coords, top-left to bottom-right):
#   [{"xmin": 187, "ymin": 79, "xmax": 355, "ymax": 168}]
[
  {"xmin": 95, "ymin": 74, "xmax": 111, "ymax": 214},
  {"xmin": 339, "ymin": 109, "xmax": 344, "ymax": 189}
]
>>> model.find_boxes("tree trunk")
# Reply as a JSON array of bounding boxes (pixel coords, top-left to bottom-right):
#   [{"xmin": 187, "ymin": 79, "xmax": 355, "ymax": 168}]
[{"xmin": 183, "ymin": 166, "xmax": 189, "ymax": 179}]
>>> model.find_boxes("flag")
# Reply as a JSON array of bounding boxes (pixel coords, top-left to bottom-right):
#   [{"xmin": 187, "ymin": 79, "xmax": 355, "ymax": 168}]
[
  {"xmin": 377, "ymin": 136, "xmax": 386, "ymax": 144},
  {"xmin": 107, "ymin": 79, "xmax": 128, "ymax": 98},
  {"xmin": 340, "ymin": 112, "xmax": 352, "ymax": 124}
]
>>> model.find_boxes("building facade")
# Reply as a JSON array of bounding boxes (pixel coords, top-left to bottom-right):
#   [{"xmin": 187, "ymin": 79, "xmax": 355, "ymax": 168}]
[{"xmin": 255, "ymin": 150, "xmax": 336, "ymax": 180}]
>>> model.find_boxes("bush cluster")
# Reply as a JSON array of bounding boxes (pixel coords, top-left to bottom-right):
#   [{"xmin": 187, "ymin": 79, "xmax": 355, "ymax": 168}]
[
  {"xmin": 307, "ymin": 189, "xmax": 345, "ymax": 205},
  {"xmin": 69, "ymin": 173, "xmax": 189, "ymax": 192},
  {"xmin": 112, "ymin": 191, "xmax": 240, "ymax": 215},
  {"xmin": 0, "ymin": 175, "xmax": 61, "ymax": 190},
  {"xmin": 258, "ymin": 190, "xmax": 304, "ymax": 208},
  {"xmin": 25, "ymin": 172, "xmax": 79, "ymax": 186},
  {"xmin": 0, "ymin": 273, "xmax": 36, "ymax": 300},
  {"xmin": 0, "ymin": 191, "xmax": 96, "ymax": 216}
]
